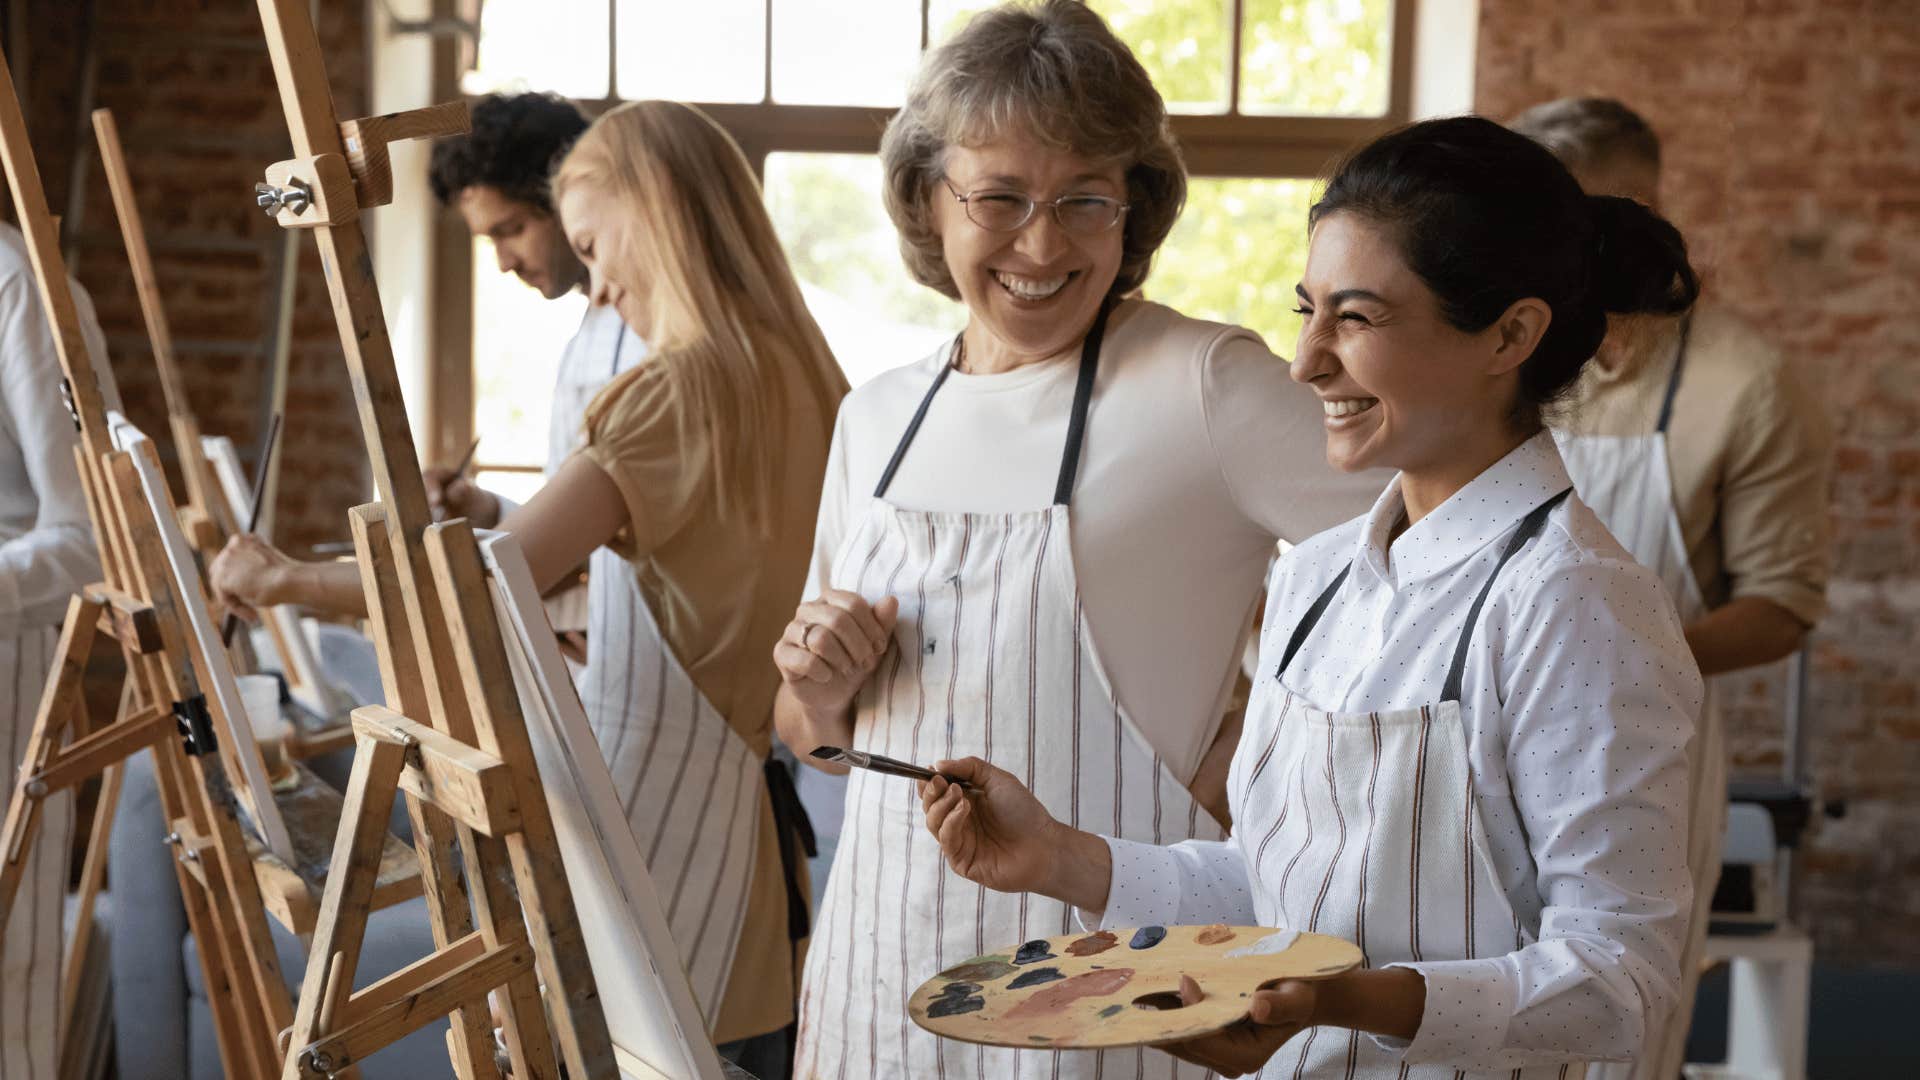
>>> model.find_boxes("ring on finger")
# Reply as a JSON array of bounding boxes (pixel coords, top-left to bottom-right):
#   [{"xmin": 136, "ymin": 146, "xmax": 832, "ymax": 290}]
[{"xmin": 800, "ymin": 623, "xmax": 817, "ymax": 651}]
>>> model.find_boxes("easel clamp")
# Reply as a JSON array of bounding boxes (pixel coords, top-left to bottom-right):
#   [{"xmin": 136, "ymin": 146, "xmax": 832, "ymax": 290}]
[{"xmin": 259, "ymin": 101, "xmax": 470, "ymax": 225}]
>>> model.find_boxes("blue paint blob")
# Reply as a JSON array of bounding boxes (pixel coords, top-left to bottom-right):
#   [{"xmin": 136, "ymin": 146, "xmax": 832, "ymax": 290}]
[
  {"xmin": 1128, "ymin": 925, "xmax": 1167, "ymax": 950},
  {"xmin": 1097, "ymin": 1004, "xmax": 1125, "ymax": 1019},
  {"xmin": 927, "ymin": 993, "xmax": 985, "ymax": 1018},
  {"xmin": 1014, "ymin": 939, "xmax": 1057, "ymax": 965},
  {"xmin": 1007, "ymin": 967, "xmax": 1065, "ymax": 990}
]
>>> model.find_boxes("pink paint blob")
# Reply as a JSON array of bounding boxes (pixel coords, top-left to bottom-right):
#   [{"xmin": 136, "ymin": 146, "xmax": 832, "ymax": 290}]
[{"xmin": 1005, "ymin": 968, "xmax": 1135, "ymax": 1020}]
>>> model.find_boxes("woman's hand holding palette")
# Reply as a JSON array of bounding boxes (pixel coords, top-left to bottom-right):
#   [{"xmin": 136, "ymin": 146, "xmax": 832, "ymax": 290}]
[{"xmin": 907, "ymin": 924, "xmax": 1361, "ymax": 1050}]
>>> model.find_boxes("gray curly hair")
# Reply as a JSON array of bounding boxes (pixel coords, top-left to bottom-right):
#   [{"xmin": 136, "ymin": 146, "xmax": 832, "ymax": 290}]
[{"xmin": 880, "ymin": 0, "xmax": 1187, "ymax": 300}]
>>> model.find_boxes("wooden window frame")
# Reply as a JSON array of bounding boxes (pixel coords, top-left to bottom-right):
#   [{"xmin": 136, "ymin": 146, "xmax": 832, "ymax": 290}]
[{"xmin": 439, "ymin": 0, "xmax": 1420, "ymax": 471}]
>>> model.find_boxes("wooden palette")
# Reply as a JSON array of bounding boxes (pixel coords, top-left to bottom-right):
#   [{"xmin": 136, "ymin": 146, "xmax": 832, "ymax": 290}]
[{"xmin": 909, "ymin": 925, "xmax": 1362, "ymax": 1050}]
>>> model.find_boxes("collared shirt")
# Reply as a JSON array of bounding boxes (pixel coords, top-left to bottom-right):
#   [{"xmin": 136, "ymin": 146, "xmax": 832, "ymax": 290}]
[
  {"xmin": 1555, "ymin": 304, "xmax": 1831, "ymax": 625},
  {"xmin": 1097, "ymin": 432, "xmax": 1702, "ymax": 1072},
  {"xmin": 0, "ymin": 223, "xmax": 105, "ymax": 636},
  {"xmin": 547, "ymin": 303, "xmax": 646, "ymax": 474}
]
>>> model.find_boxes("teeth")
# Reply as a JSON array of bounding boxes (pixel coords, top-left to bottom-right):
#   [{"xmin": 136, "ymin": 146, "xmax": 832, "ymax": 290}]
[
  {"xmin": 1323, "ymin": 398, "xmax": 1377, "ymax": 418},
  {"xmin": 993, "ymin": 270, "xmax": 1070, "ymax": 301}
]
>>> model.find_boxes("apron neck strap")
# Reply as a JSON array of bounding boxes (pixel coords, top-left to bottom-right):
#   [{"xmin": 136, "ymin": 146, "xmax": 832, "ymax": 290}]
[
  {"xmin": 872, "ymin": 301, "xmax": 1113, "ymax": 505},
  {"xmin": 1274, "ymin": 487, "xmax": 1575, "ymax": 704},
  {"xmin": 1438, "ymin": 486, "xmax": 1573, "ymax": 702},
  {"xmin": 1653, "ymin": 314, "xmax": 1692, "ymax": 435}
]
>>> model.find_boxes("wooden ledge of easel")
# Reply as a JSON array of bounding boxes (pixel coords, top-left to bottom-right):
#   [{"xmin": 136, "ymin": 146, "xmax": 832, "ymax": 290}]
[
  {"xmin": 351, "ymin": 706, "xmax": 524, "ymax": 838},
  {"xmin": 289, "ymin": 722, "xmax": 356, "ymax": 761},
  {"xmin": 170, "ymin": 763, "xmax": 423, "ymax": 937},
  {"xmin": 82, "ymin": 583, "xmax": 161, "ymax": 654}
]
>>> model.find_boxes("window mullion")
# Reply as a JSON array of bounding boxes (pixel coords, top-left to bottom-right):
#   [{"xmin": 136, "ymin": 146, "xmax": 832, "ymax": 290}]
[
  {"xmin": 1228, "ymin": 0, "xmax": 1244, "ymax": 116},
  {"xmin": 763, "ymin": 0, "xmax": 774, "ymax": 104},
  {"xmin": 606, "ymin": 0, "xmax": 618, "ymax": 103}
]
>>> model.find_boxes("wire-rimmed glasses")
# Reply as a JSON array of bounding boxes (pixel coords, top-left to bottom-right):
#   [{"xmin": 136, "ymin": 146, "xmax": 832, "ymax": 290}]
[{"xmin": 940, "ymin": 178, "xmax": 1131, "ymax": 234}]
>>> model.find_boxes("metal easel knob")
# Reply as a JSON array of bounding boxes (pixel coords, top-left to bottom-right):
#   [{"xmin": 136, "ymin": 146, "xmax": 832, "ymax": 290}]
[
  {"xmin": 300, "ymin": 1047, "xmax": 339, "ymax": 1078},
  {"xmin": 254, "ymin": 178, "xmax": 313, "ymax": 218}
]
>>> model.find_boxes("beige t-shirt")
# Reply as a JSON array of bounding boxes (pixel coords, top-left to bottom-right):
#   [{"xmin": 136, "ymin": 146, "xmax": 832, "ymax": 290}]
[
  {"xmin": 1556, "ymin": 303, "xmax": 1832, "ymax": 625},
  {"xmin": 805, "ymin": 299, "xmax": 1388, "ymax": 783},
  {"xmin": 581, "ymin": 339, "xmax": 843, "ymax": 1043}
]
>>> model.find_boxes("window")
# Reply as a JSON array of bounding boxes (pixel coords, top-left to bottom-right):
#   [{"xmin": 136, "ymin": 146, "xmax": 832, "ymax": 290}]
[{"xmin": 451, "ymin": 0, "xmax": 1415, "ymax": 475}]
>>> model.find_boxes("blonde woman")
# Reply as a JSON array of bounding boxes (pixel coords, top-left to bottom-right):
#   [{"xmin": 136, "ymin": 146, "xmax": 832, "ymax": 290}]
[{"xmin": 211, "ymin": 99, "xmax": 848, "ymax": 1074}]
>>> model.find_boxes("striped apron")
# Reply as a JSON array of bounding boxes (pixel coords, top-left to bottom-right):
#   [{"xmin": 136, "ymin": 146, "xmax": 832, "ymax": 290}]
[
  {"xmin": 579, "ymin": 560, "xmax": 762, "ymax": 1029},
  {"xmin": 795, "ymin": 306, "xmax": 1224, "ymax": 1080},
  {"xmin": 1, "ymin": 626, "xmax": 71, "ymax": 1080},
  {"xmin": 1556, "ymin": 319, "xmax": 1721, "ymax": 1080},
  {"xmin": 1241, "ymin": 489, "xmax": 1581, "ymax": 1079}
]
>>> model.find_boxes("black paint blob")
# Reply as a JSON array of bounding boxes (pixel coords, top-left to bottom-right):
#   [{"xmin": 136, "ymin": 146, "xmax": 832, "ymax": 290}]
[
  {"xmin": 1014, "ymin": 939, "xmax": 1057, "ymax": 965},
  {"xmin": 1129, "ymin": 926, "xmax": 1167, "ymax": 950},
  {"xmin": 927, "ymin": 993, "xmax": 985, "ymax": 1018},
  {"xmin": 1007, "ymin": 967, "xmax": 1066, "ymax": 990}
]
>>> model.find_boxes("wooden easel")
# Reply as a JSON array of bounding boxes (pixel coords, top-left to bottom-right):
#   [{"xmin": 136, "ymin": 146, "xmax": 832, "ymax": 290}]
[
  {"xmin": 250, "ymin": 0, "xmax": 618, "ymax": 1076},
  {"xmin": 93, "ymin": 106, "xmax": 354, "ymax": 750},
  {"xmin": 0, "ymin": 41, "xmax": 296, "ymax": 1079},
  {"xmin": 0, "ymin": 46, "xmax": 423, "ymax": 1080}
]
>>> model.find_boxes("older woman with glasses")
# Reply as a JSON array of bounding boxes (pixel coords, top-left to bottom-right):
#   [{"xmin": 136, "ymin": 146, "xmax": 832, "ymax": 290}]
[{"xmin": 773, "ymin": 3, "xmax": 1380, "ymax": 1077}]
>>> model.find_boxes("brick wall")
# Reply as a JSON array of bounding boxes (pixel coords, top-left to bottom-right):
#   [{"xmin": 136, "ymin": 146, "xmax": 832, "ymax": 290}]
[
  {"xmin": 1478, "ymin": 0, "xmax": 1920, "ymax": 967},
  {"xmin": 7, "ymin": 0, "xmax": 371, "ymax": 551}
]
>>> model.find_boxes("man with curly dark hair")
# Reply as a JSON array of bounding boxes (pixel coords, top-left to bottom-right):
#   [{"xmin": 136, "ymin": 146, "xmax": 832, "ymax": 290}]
[{"xmin": 423, "ymin": 91, "xmax": 646, "ymax": 527}]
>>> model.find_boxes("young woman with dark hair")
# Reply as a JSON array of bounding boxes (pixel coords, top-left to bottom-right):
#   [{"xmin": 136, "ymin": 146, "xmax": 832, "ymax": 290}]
[{"xmin": 918, "ymin": 115, "xmax": 1706, "ymax": 1078}]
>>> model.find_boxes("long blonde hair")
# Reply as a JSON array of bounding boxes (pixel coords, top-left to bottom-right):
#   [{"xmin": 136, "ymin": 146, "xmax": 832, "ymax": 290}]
[{"xmin": 553, "ymin": 100, "xmax": 846, "ymax": 533}]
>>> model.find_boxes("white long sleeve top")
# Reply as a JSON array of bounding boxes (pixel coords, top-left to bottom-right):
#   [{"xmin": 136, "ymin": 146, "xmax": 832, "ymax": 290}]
[
  {"xmin": 1096, "ymin": 432, "xmax": 1701, "ymax": 1072},
  {"xmin": 0, "ymin": 224, "xmax": 106, "ymax": 636}
]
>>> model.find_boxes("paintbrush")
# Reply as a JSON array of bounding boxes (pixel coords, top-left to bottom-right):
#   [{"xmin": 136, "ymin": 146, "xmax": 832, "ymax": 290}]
[
  {"xmin": 809, "ymin": 746, "xmax": 975, "ymax": 790},
  {"xmin": 220, "ymin": 412, "xmax": 283, "ymax": 647},
  {"xmin": 428, "ymin": 436, "xmax": 483, "ymax": 519}
]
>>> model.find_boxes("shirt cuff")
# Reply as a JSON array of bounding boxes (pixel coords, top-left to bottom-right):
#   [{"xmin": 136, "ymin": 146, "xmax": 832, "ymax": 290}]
[
  {"xmin": 1378, "ymin": 960, "xmax": 1513, "ymax": 1067},
  {"xmin": 1077, "ymin": 836, "xmax": 1186, "ymax": 932}
]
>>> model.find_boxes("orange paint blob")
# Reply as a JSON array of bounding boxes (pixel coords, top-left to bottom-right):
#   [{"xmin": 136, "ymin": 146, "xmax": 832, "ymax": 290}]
[
  {"xmin": 1005, "ymin": 968, "xmax": 1135, "ymax": 1019},
  {"xmin": 1195, "ymin": 925, "xmax": 1236, "ymax": 946}
]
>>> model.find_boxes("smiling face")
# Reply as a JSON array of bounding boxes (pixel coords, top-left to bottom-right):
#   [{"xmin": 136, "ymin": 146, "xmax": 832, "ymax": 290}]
[
  {"xmin": 934, "ymin": 137, "xmax": 1128, "ymax": 370},
  {"xmin": 557, "ymin": 182, "xmax": 653, "ymax": 340},
  {"xmin": 456, "ymin": 184, "xmax": 582, "ymax": 300},
  {"xmin": 1291, "ymin": 212, "xmax": 1545, "ymax": 490}
]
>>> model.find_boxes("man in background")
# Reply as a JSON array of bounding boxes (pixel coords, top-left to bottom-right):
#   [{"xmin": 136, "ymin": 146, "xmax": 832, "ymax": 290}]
[{"xmin": 1515, "ymin": 96, "xmax": 1834, "ymax": 1080}]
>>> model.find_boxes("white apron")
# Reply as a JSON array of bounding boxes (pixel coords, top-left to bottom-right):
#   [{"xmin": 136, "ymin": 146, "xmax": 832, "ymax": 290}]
[
  {"xmin": 1555, "ymin": 319, "xmax": 1722, "ymax": 1080},
  {"xmin": 579, "ymin": 551, "xmax": 763, "ymax": 1029},
  {"xmin": 1, "ymin": 625, "xmax": 71, "ymax": 1080},
  {"xmin": 1241, "ymin": 489, "xmax": 1579, "ymax": 1079},
  {"xmin": 795, "ymin": 308, "xmax": 1224, "ymax": 1080}
]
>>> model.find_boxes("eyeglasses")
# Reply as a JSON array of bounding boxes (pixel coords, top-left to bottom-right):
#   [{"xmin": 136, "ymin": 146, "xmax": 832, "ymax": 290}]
[{"xmin": 941, "ymin": 178, "xmax": 1131, "ymax": 235}]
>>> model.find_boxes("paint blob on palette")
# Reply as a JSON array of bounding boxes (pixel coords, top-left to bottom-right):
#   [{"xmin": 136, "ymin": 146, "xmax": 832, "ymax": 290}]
[{"xmin": 907, "ymin": 925, "xmax": 1361, "ymax": 1050}]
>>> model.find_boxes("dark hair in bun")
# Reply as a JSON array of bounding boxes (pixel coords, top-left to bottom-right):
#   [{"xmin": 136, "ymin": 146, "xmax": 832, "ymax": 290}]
[{"xmin": 1310, "ymin": 115, "xmax": 1699, "ymax": 426}]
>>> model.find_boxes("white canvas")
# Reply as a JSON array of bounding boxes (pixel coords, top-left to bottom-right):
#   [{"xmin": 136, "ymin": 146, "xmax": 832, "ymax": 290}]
[
  {"xmin": 107, "ymin": 413, "xmax": 294, "ymax": 861},
  {"xmin": 478, "ymin": 530, "xmax": 726, "ymax": 1080}
]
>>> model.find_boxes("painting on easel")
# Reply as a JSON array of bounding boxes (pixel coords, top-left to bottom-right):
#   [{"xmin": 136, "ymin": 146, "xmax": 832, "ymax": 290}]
[{"xmin": 479, "ymin": 530, "xmax": 728, "ymax": 1080}]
